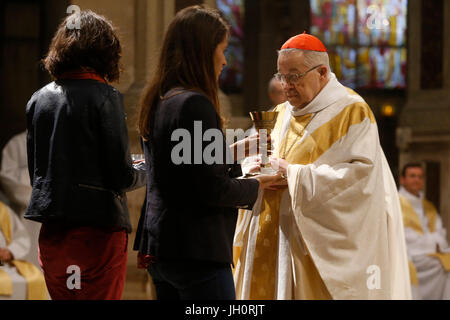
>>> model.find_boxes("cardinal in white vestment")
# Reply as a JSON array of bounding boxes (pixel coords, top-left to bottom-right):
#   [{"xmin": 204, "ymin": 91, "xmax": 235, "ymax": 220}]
[
  {"xmin": 398, "ymin": 163, "xmax": 450, "ymax": 300},
  {"xmin": 233, "ymin": 33, "xmax": 412, "ymax": 300}
]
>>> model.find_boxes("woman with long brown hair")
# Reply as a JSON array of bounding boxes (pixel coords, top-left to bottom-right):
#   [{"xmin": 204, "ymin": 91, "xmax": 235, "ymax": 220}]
[
  {"xmin": 134, "ymin": 6, "xmax": 281, "ymax": 300},
  {"xmin": 25, "ymin": 10, "xmax": 146, "ymax": 299}
]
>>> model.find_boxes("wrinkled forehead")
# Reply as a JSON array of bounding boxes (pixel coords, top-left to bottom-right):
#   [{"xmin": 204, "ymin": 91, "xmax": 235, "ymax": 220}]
[{"xmin": 277, "ymin": 50, "xmax": 306, "ymax": 72}]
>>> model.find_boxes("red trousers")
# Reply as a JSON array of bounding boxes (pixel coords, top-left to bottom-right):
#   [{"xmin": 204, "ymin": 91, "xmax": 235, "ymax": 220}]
[{"xmin": 38, "ymin": 223, "xmax": 128, "ymax": 300}]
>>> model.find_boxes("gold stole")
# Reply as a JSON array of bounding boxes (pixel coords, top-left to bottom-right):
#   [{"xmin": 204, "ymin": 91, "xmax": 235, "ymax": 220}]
[
  {"xmin": 399, "ymin": 196, "xmax": 426, "ymax": 235},
  {"xmin": 399, "ymin": 195, "xmax": 437, "ymax": 235},
  {"xmin": 400, "ymin": 195, "xmax": 450, "ymax": 274},
  {"xmin": 0, "ymin": 202, "xmax": 13, "ymax": 296},
  {"xmin": 0, "ymin": 201, "xmax": 47, "ymax": 299},
  {"xmin": 429, "ymin": 252, "xmax": 450, "ymax": 271},
  {"xmin": 408, "ymin": 260, "xmax": 419, "ymax": 286},
  {"xmin": 248, "ymin": 102, "xmax": 376, "ymax": 299},
  {"xmin": 249, "ymin": 105, "xmax": 318, "ymax": 299}
]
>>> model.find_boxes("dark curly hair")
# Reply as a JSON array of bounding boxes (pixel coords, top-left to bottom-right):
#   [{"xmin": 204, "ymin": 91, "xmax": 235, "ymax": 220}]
[{"xmin": 43, "ymin": 10, "xmax": 122, "ymax": 82}]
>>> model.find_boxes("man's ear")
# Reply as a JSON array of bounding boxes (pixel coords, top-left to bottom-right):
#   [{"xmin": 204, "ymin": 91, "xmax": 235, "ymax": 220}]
[{"xmin": 399, "ymin": 176, "xmax": 404, "ymax": 186}]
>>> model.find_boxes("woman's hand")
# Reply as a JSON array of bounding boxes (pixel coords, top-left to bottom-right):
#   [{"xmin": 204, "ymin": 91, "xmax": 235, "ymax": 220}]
[
  {"xmin": 0, "ymin": 248, "xmax": 13, "ymax": 264},
  {"xmin": 230, "ymin": 133, "xmax": 271, "ymax": 161},
  {"xmin": 253, "ymin": 172, "xmax": 287, "ymax": 191},
  {"xmin": 246, "ymin": 157, "xmax": 261, "ymax": 174},
  {"xmin": 250, "ymin": 157, "xmax": 289, "ymax": 190}
]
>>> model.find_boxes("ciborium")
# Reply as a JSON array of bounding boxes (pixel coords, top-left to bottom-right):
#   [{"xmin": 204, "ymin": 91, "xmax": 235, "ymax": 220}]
[{"xmin": 249, "ymin": 111, "xmax": 279, "ymax": 174}]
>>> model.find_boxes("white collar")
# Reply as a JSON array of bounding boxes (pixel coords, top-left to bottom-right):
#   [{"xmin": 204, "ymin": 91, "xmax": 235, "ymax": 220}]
[
  {"xmin": 399, "ymin": 186, "xmax": 424, "ymax": 203},
  {"xmin": 287, "ymin": 73, "xmax": 348, "ymax": 117}
]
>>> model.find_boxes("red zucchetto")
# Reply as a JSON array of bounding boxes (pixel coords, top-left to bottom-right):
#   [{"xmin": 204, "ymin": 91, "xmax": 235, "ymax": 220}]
[{"xmin": 280, "ymin": 31, "xmax": 327, "ymax": 52}]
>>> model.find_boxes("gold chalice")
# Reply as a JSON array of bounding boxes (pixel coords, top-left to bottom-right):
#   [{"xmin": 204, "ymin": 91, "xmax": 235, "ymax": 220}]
[{"xmin": 249, "ymin": 111, "xmax": 279, "ymax": 174}]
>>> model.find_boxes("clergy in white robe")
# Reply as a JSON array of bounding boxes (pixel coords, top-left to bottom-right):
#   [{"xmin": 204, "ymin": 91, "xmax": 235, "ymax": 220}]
[
  {"xmin": 0, "ymin": 131, "xmax": 40, "ymax": 267},
  {"xmin": 398, "ymin": 163, "xmax": 450, "ymax": 300},
  {"xmin": 0, "ymin": 200, "xmax": 47, "ymax": 300},
  {"xmin": 233, "ymin": 33, "xmax": 411, "ymax": 300}
]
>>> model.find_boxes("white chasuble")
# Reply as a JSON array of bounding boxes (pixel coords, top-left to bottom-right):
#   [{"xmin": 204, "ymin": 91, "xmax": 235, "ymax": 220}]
[{"xmin": 234, "ymin": 73, "xmax": 411, "ymax": 300}]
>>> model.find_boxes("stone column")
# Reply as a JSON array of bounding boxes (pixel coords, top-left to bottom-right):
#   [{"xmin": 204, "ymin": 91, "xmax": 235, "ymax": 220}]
[{"xmin": 121, "ymin": 0, "xmax": 176, "ymax": 300}]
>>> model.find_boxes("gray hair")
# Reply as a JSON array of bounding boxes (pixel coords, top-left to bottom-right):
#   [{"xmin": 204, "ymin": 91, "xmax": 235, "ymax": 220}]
[{"xmin": 278, "ymin": 48, "xmax": 331, "ymax": 79}]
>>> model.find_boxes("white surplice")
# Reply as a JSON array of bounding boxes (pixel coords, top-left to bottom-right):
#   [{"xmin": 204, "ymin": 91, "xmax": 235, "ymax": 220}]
[
  {"xmin": 0, "ymin": 131, "xmax": 40, "ymax": 268},
  {"xmin": 399, "ymin": 187, "xmax": 450, "ymax": 300}
]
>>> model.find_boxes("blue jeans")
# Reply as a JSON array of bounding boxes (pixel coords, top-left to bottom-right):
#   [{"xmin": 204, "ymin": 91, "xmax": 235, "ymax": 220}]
[{"xmin": 148, "ymin": 260, "xmax": 236, "ymax": 300}]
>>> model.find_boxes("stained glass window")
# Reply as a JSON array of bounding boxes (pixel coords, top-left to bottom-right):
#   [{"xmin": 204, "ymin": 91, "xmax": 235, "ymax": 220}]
[
  {"xmin": 357, "ymin": 47, "xmax": 407, "ymax": 88},
  {"xmin": 217, "ymin": 0, "xmax": 245, "ymax": 93},
  {"xmin": 328, "ymin": 46, "xmax": 357, "ymax": 88},
  {"xmin": 310, "ymin": 0, "xmax": 356, "ymax": 46},
  {"xmin": 357, "ymin": 0, "xmax": 407, "ymax": 47},
  {"xmin": 310, "ymin": 0, "xmax": 407, "ymax": 89}
]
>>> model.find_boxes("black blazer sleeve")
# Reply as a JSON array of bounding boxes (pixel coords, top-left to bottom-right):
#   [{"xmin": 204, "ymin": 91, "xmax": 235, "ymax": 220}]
[
  {"xmin": 177, "ymin": 94, "xmax": 259, "ymax": 208},
  {"xmin": 98, "ymin": 91, "xmax": 146, "ymax": 193}
]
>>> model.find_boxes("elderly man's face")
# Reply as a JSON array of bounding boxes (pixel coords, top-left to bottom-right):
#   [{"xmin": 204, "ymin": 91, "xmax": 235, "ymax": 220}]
[{"xmin": 277, "ymin": 51, "xmax": 327, "ymax": 109}]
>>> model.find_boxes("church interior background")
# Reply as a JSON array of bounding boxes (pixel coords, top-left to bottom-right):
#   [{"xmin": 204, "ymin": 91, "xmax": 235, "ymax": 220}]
[{"xmin": 0, "ymin": 0, "xmax": 448, "ymax": 299}]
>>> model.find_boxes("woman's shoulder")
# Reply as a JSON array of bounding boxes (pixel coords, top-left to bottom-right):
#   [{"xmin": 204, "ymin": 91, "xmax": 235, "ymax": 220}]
[
  {"xmin": 29, "ymin": 81, "xmax": 62, "ymax": 101},
  {"xmin": 163, "ymin": 88, "xmax": 210, "ymax": 104},
  {"xmin": 26, "ymin": 82, "xmax": 64, "ymax": 112},
  {"xmin": 32, "ymin": 80, "xmax": 121, "ymax": 107},
  {"xmin": 32, "ymin": 80, "xmax": 116, "ymax": 98},
  {"xmin": 161, "ymin": 88, "xmax": 215, "ymax": 116}
]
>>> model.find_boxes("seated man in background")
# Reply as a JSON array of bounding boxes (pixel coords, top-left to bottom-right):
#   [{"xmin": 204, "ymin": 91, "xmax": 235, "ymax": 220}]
[
  {"xmin": 0, "ymin": 131, "xmax": 40, "ymax": 268},
  {"xmin": 399, "ymin": 163, "xmax": 450, "ymax": 299},
  {"xmin": 0, "ymin": 200, "xmax": 47, "ymax": 300}
]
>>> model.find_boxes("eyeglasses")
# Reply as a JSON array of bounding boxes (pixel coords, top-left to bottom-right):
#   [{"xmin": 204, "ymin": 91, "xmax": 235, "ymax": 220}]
[{"xmin": 274, "ymin": 64, "xmax": 323, "ymax": 84}]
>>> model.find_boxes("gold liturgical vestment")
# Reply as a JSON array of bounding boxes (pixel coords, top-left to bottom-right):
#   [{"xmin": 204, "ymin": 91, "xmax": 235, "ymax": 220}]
[
  {"xmin": 234, "ymin": 73, "xmax": 411, "ymax": 300},
  {"xmin": 0, "ymin": 201, "xmax": 47, "ymax": 300}
]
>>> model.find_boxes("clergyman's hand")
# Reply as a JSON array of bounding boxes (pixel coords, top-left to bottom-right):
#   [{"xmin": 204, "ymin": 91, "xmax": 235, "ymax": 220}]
[
  {"xmin": 0, "ymin": 248, "xmax": 13, "ymax": 264},
  {"xmin": 269, "ymin": 157, "xmax": 289, "ymax": 176}
]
